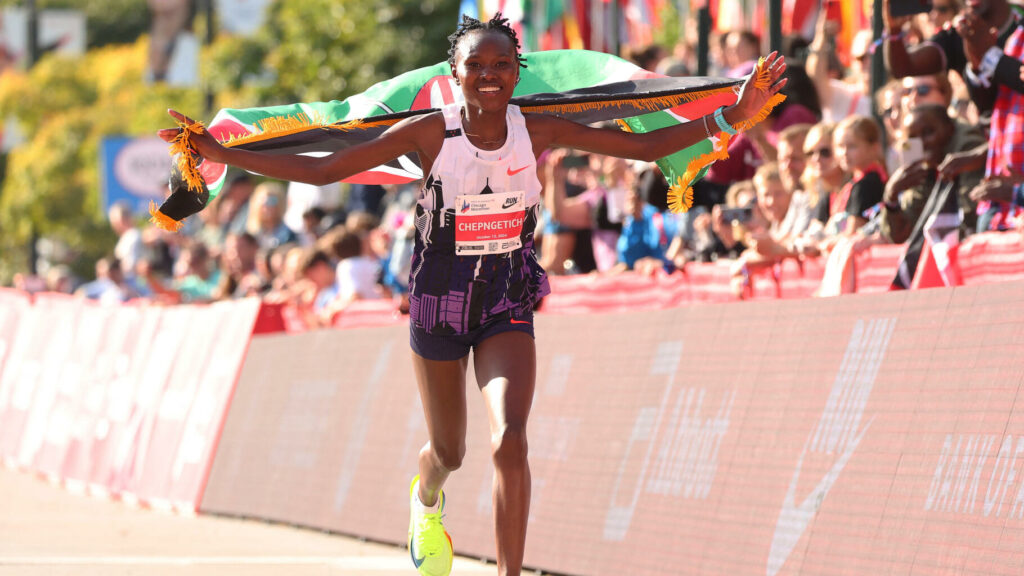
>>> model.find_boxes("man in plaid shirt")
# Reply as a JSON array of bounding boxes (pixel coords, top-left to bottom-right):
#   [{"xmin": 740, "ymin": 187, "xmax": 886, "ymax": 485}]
[
  {"xmin": 960, "ymin": 7, "xmax": 1024, "ymax": 230},
  {"xmin": 884, "ymin": 0, "xmax": 1024, "ymax": 231}
]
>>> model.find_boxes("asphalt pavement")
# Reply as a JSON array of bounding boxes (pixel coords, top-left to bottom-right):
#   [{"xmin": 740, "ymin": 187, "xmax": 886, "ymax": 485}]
[{"xmin": 0, "ymin": 466, "xmax": 496, "ymax": 576}]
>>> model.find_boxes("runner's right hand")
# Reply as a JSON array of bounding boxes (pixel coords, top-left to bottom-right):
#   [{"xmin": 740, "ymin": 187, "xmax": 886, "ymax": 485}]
[{"xmin": 157, "ymin": 109, "xmax": 226, "ymax": 163}]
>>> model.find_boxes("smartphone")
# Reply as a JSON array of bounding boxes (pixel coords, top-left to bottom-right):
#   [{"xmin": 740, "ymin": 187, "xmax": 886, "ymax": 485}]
[
  {"xmin": 719, "ymin": 206, "xmax": 753, "ymax": 224},
  {"xmin": 898, "ymin": 137, "xmax": 925, "ymax": 166},
  {"xmin": 890, "ymin": 0, "xmax": 933, "ymax": 17},
  {"xmin": 562, "ymin": 154, "xmax": 589, "ymax": 168}
]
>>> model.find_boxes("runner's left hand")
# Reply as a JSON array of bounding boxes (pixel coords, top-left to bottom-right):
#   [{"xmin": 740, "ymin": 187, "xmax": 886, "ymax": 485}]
[{"xmin": 733, "ymin": 52, "xmax": 787, "ymax": 122}]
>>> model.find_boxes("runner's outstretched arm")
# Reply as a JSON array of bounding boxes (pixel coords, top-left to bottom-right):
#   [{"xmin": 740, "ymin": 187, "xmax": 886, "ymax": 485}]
[
  {"xmin": 157, "ymin": 110, "xmax": 440, "ymax": 186},
  {"xmin": 527, "ymin": 52, "xmax": 787, "ymax": 160}
]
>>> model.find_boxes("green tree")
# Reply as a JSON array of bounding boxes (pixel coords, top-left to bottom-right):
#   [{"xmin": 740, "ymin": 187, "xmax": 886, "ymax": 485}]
[
  {"xmin": 0, "ymin": 0, "xmax": 460, "ymax": 283},
  {"xmin": 0, "ymin": 39, "xmax": 199, "ymax": 282},
  {"xmin": 206, "ymin": 0, "xmax": 457, "ymax": 107}
]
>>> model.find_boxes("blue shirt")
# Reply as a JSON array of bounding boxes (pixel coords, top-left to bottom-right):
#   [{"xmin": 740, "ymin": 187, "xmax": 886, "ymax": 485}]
[{"xmin": 616, "ymin": 205, "xmax": 674, "ymax": 270}]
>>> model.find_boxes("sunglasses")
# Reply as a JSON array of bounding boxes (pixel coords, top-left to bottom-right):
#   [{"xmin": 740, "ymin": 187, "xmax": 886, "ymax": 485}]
[
  {"xmin": 905, "ymin": 84, "xmax": 935, "ymax": 97},
  {"xmin": 932, "ymin": 4, "xmax": 954, "ymax": 14},
  {"xmin": 806, "ymin": 148, "xmax": 833, "ymax": 159}
]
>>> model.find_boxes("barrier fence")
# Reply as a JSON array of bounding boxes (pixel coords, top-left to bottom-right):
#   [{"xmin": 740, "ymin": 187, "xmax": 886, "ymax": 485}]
[
  {"xmin": 1, "ymin": 230, "xmax": 1023, "ymax": 574},
  {"xmin": 203, "ymin": 280, "xmax": 1024, "ymax": 576},
  {"xmin": 253, "ymin": 232, "xmax": 1024, "ymax": 329},
  {"xmin": 0, "ymin": 292, "xmax": 260, "ymax": 512}
]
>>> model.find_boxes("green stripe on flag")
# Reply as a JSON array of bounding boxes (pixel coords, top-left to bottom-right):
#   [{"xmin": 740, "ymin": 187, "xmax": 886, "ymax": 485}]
[{"xmin": 622, "ymin": 110, "xmax": 715, "ymax": 193}]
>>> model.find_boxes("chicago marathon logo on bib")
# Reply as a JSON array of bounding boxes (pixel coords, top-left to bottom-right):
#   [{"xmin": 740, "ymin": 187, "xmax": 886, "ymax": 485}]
[{"xmin": 455, "ymin": 191, "xmax": 525, "ymax": 255}]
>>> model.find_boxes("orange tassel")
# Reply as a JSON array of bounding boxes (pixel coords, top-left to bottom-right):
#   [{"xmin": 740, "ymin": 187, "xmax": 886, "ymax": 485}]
[
  {"xmin": 668, "ymin": 63, "xmax": 787, "ymax": 213},
  {"xmin": 668, "ymin": 133, "xmax": 732, "ymax": 214},
  {"xmin": 168, "ymin": 119, "xmax": 206, "ymax": 194},
  {"xmin": 148, "ymin": 200, "xmax": 184, "ymax": 232}
]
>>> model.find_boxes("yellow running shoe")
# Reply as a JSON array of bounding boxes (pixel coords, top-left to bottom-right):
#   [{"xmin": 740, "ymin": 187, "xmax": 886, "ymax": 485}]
[{"xmin": 408, "ymin": 476, "xmax": 453, "ymax": 576}]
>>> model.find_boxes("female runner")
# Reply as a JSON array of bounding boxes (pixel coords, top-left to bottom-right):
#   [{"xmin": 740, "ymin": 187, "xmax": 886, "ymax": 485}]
[{"xmin": 160, "ymin": 14, "xmax": 786, "ymax": 576}]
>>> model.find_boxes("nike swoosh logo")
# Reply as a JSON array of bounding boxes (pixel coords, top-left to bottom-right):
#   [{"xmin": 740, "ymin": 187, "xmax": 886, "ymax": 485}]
[
  {"xmin": 410, "ymin": 546, "xmax": 425, "ymax": 568},
  {"xmin": 507, "ymin": 165, "xmax": 530, "ymax": 176},
  {"xmin": 766, "ymin": 416, "xmax": 873, "ymax": 576},
  {"xmin": 510, "ymin": 318, "xmax": 531, "ymax": 325}
]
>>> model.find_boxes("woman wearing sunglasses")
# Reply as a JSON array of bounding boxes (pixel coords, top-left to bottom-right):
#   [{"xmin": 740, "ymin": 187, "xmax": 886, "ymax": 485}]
[{"xmin": 792, "ymin": 122, "xmax": 845, "ymax": 258}]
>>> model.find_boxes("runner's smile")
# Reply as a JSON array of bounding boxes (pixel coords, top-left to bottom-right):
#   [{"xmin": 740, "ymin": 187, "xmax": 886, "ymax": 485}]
[{"xmin": 454, "ymin": 31, "xmax": 519, "ymax": 112}]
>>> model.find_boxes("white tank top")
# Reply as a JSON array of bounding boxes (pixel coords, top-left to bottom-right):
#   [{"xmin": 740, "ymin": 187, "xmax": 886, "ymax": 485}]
[
  {"xmin": 418, "ymin": 103, "xmax": 542, "ymax": 211},
  {"xmin": 408, "ymin": 103, "xmax": 550, "ymax": 335}
]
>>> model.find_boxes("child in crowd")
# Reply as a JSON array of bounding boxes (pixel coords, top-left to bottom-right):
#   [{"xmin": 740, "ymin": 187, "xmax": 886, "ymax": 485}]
[
  {"xmin": 817, "ymin": 115, "xmax": 888, "ymax": 296},
  {"xmin": 827, "ymin": 115, "xmax": 887, "ymax": 242}
]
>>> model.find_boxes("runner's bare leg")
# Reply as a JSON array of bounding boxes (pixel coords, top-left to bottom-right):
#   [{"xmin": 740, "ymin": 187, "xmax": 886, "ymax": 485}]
[
  {"xmin": 474, "ymin": 330, "xmax": 536, "ymax": 576},
  {"xmin": 412, "ymin": 352, "xmax": 469, "ymax": 507}
]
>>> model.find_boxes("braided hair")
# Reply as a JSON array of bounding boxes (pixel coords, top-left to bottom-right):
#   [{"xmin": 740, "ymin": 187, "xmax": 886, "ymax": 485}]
[{"xmin": 447, "ymin": 12, "xmax": 528, "ymax": 71}]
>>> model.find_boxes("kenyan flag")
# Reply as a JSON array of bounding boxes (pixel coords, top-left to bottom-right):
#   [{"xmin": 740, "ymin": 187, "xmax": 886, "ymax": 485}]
[{"xmin": 156, "ymin": 50, "xmax": 783, "ymax": 229}]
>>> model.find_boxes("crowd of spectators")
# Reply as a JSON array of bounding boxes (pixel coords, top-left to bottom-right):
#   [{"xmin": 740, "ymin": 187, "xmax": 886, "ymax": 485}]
[{"xmin": 12, "ymin": 1, "xmax": 1024, "ymax": 319}]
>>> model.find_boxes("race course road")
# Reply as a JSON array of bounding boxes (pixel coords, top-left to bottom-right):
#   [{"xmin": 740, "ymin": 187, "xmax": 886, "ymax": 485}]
[{"xmin": 0, "ymin": 467, "xmax": 496, "ymax": 575}]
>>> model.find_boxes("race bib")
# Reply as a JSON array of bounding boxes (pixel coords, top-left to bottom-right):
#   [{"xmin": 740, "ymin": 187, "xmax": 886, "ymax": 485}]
[{"xmin": 454, "ymin": 191, "xmax": 526, "ymax": 255}]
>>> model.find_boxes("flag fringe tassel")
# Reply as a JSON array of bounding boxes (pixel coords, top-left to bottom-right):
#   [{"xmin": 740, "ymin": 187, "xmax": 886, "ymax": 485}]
[
  {"xmin": 522, "ymin": 86, "xmax": 736, "ymax": 115},
  {"xmin": 168, "ymin": 119, "xmax": 206, "ymax": 194},
  {"xmin": 148, "ymin": 200, "xmax": 184, "ymax": 232},
  {"xmin": 667, "ymin": 56, "xmax": 785, "ymax": 213}
]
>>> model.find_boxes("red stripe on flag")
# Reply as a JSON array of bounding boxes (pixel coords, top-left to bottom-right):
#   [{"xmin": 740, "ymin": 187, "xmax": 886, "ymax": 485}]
[
  {"xmin": 438, "ymin": 76, "xmax": 456, "ymax": 106},
  {"xmin": 343, "ymin": 170, "xmax": 418, "ymax": 185}
]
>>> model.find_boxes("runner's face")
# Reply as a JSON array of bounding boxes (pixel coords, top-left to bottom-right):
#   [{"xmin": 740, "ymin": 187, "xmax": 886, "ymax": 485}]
[{"xmin": 454, "ymin": 30, "xmax": 519, "ymax": 113}]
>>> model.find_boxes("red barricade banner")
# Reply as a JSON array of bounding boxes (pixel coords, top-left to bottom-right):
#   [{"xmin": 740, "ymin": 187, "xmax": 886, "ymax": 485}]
[
  {"xmin": 0, "ymin": 294, "xmax": 260, "ymax": 510},
  {"xmin": 131, "ymin": 305, "xmax": 211, "ymax": 505},
  {"xmin": 119, "ymin": 299, "xmax": 260, "ymax": 509},
  {"xmin": 854, "ymin": 242, "xmax": 906, "ymax": 293},
  {"xmin": 168, "ymin": 298, "xmax": 260, "ymax": 510},
  {"xmin": 203, "ymin": 280, "xmax": 1024, "ymax": 576},
  {"xmin": 0, "ymin": 293, "xmax": 81, "ymax": 469},
  {"xmin": 958, "ymin": 231, "xmax": 1024, "ymax": 285},
  {"xmin": 0, "ymin": 289, "xmax": 29, "ymax": 376},
  {"xmin": 0, "ymin": 288, "xmax": 32, "ymax": 463},
  {"xmin": 62, "ymin": 303, "xmax": 154, "ymax": 488},
  {"xmin": 104, "ymin": 304, "xmax": 190, "ymax": 499},
  {"xmin": 31, "ymin": 300, "xmax": 113, "ymax": 478}
]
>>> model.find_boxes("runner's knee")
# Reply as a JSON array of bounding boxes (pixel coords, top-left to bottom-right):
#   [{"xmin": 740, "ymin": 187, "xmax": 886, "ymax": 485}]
[
  {"xmin": 491, "ymin": 425, "xmax": 528, "ymax": 469},
  {"xmin": 430, "ymin": 441, "xmax": 465, "ymax": 471}
]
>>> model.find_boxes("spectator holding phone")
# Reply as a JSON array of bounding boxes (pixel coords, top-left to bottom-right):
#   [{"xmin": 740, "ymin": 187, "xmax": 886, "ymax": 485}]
[
  {"xmin": 709, "ymin": 180, "xmax": 765, "ymax": 260},
  {"xmin": 539, "ymin": 151, "xmax": 596, "ymax": 275},
  {"xmin": 542, "ymin": 149, "xmax": 629, "ymax": 273},
  {"xmin": 880, "ymin": 104, "xmax": 987, "ymax": 243}
]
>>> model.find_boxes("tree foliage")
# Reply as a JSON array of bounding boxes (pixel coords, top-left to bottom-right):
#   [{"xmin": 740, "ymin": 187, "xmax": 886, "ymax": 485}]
[
  {"xmin": 0, "ymin": 0, "xmax": 459, "ymax": 283},
  {"xmin": 206, "ymin": 0, "xmax": 456, "ymax": 107},
  {"xmin": 0, "ymin": 38, "xmax": 199, "ymax": 282}
]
